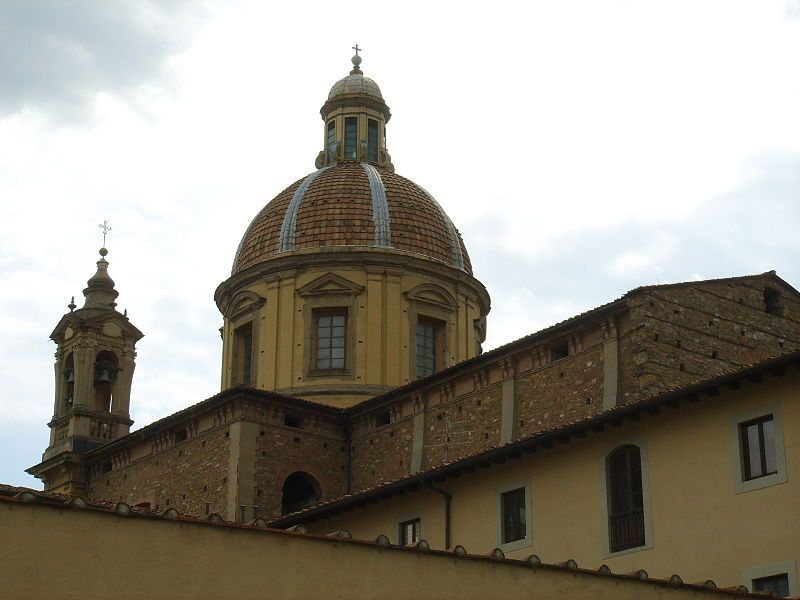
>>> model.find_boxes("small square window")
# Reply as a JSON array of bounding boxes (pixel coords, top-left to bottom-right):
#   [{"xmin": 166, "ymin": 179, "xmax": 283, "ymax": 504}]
[
  {"xmin": 284, "ymin": 415, "xmax": 303, "ymax": 429},
  {"xmin": 550, "ymin": 342, "xmax": 569, "ymax": 362},
  {"xmin": 500, "ymin": 487, "xmax": 526, "ymax": 544},
  {"xmin": 740, "ymin": 415, "xmax": 777, "ymax": 481},
  {"xmin": 753, "ymin": 573, "xmax": 790, "ymax": 597},
  {"xmin": 399, "ymin": 517, "xmax": 421, "ymax": 545}
]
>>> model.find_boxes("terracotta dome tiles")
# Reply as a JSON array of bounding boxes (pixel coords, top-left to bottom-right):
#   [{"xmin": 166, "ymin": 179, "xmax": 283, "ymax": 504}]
[{"xmin": 232, "ymin": 162, "xmax": 472, "ymax": 275}]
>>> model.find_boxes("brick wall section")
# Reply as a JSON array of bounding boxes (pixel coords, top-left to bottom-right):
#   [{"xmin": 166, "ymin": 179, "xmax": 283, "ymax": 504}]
[
  {"xmin": 350, "ymin": 417, "xmax": 414, "ymax": 491},
  {"xmin": 87, "ymin": 426, "xmax": 230, "ymax": 518},
  {"xmin": 422, "ymin": 385, "xmax": 503, "ymax": 467},
  {"xmin": 253, "ymin": 417, "xmax": 348, "ymax": 520},
  {"xmin": 624, "ymin": 277, "xmax": 800, "ymax": 401},
  {"xmin": 80, "ymin": 275, "xmax": 800, "ymax": 517},
  {"xmin": 516, "ymin": 345, "xmax": 606, "ymax": 435}
]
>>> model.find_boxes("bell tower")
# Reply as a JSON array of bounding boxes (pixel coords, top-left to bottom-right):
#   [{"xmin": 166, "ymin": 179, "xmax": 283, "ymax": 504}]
[{"xmin": 28, "ymin": 246, "xmax": 143, "ymax": 495}]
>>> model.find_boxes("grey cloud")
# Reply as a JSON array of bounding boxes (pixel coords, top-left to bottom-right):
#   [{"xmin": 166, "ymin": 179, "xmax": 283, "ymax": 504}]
[
  {"xmin": 0, "ymin": 1, "xmax": 199, "ymax": 122},
  {"xmin": 467, "ymin": 153, "xmax": 800, "ymax": 349}
]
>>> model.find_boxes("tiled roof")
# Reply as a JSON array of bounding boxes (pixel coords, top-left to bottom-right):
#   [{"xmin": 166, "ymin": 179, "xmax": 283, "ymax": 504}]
[
  {"xmin": 232, "ymin": 161, "xmax": 472, "ymax": 275},
  {"xmin": 0, "ymin": 485, "xmax": 769, "ymax": 598}
]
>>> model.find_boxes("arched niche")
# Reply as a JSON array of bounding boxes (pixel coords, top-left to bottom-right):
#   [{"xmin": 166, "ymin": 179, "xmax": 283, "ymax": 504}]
[{"xmin": 281, "ymin": 471, "xmax": 322, "ymax": 515}]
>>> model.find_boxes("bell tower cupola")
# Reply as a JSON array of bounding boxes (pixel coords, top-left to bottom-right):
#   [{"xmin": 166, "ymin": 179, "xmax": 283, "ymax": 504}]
[
  {"xmin": 28, "ymin": 243, "xmax": 144, "ymax": 495},
  {"xmin": 315, "ymin": 47, "xmax": 394, "ymax": 171}
]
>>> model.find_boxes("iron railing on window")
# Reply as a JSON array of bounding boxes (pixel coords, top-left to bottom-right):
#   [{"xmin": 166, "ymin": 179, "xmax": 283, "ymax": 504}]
[{"xmin": 609, "ymin": 508, "xmax": 645, "ymax": 552}]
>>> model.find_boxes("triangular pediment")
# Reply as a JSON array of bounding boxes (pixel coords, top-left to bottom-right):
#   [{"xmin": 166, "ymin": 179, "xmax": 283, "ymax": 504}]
[{"xmin": 297, "ymin": 273, "xmax": 364, "ymax": 297}]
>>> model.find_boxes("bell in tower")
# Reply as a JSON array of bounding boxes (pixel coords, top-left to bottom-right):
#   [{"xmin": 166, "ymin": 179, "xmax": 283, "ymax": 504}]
[{"xmin": 27, "ymin": 241, "xmax": 143, "ymax": 495}]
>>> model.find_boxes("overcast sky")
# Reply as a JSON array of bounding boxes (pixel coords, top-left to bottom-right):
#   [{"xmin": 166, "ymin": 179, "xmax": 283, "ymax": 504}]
[{"xmin": 1, "ymin": 1, "xmax": 799, "ymax": 487}]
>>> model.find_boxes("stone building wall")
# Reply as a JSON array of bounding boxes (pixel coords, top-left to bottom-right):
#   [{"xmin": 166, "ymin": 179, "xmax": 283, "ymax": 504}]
[
  {"xmin": 87, "ymin": 425, "xmax": 230, "ymax": 518},
  {"xmin": 421, "ymin": 384, "xmax": 504, "ymax": 467},
  {"xmin": 516, "ymin": 344, "xmax": 606, "ymax": 435},
  {"xmin": 252, "ymin": 412, "xmax": 348, "ymax": 519},
  {"xmin": 350, "ymin": 416, "xmax": 414, "ymax": 491},
  {"xmin": 624, "ymin": 276, "xmax": 800, "ymax": 401}
]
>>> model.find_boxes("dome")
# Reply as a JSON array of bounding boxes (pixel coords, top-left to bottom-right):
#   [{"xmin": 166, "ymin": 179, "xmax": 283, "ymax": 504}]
[
  {"xmin": 328, "ymin": 73, "xmax": 383, "ymax": 100},
  {"xmin": 232, "ymin": 161, "xmax": 471, "ymax": 275}
]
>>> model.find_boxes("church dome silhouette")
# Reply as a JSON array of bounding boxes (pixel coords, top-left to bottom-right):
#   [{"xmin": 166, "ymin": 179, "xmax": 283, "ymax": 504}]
[{"xmin": 231, "ymin": 161, "xmax": 471, "ymax": 275}]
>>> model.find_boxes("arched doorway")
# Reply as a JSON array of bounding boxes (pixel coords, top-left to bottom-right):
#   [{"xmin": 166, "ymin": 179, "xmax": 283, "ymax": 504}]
[{"xmin": 281, "ymin": 472, "xmax": 321, "ymax": 515}]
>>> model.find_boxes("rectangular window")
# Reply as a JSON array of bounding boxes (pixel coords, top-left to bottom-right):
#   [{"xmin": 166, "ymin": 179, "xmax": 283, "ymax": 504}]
[
  {"xmin": 416, "ymin": 320, "xmax": 437, "ymax": 378},
  {"xmin": 500, "ymin": 487, "xmax": 526, "ymax": 544},
  {"xmin": 344, "ymin": 117, "xmax": 358, "ymax": 159},
  {"xmin": 233, "ymin": 322, "xmax": 254, "ymax": 385},
  {"xmin": 607, "ymin": 445, "xmax": 645, "ymax": 552},
  {"xmin": 367, "ymin": 119, "xmax": 379, "ymax": 161},
  {"xmin": 327, "ymin": 120, "xmax": 336, "ymax": 153},
  {"xmin": 399, "ymin": 517, "xmax": 421, "ymax": 545},
  {"xmin": 753, "ymin": 574, "xmax": 790, "ymax": 597},
  {"xmin": 316, "ymin": 311, "xmax": 346, "ymax": 370},
  {"xmin": 740, "ymin": 415, "xmax": 777, "ymax": 481}
]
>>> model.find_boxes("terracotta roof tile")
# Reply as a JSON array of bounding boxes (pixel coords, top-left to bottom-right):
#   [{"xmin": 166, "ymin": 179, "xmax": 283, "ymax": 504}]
[{"xmin": 232, "ymin": 161, "xmax": 472, "ymax": 274}]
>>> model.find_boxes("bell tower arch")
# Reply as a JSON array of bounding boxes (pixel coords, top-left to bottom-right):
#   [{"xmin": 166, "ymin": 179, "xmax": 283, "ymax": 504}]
[{"xmin": 28, "ymin": 247, "xmax": 143, "ymax": 495}]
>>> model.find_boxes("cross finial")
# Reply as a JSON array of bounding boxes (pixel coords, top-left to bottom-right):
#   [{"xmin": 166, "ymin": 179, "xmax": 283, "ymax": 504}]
[
  {"xmin": 98, "ymin": 220, "xmax": 112, "ymax": 247},
  {"xmin": 352, "ymin": 43, "xmax": 361, "ymax": 56}
]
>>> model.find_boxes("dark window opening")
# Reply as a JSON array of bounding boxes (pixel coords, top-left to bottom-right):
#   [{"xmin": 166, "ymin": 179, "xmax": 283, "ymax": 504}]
[
  {"xmin": 764, "ymin": 288, "xmax": 781, "ymax": 316},
  {"xmin": 399, "ymin": 517, "xmax": 421, "ymax": 545},
  {"xmin": 63, "ymin": 353, "xmax": 75, "ymax": 407},
  {"xmin": 174, "ymin": 428, "xmax": 187, "ymax": 443},
  {"xmin": 315, "ymin": 311, "xmax": 346, "ymax": 370},
  {"xmin": 281, "ymin": 472, "xmax": 321, "ymax": 515},
  {"xmin": 416, "ymin": 319, "xmax": 439, "ymax": 378},
  {"xmin": 753, "ymin": 574, "xmax": 790, "ymax": 597},
  {"xmin": 375, "ymin": 410, "xmax": 390, "ymax": 428},
  {"xmin": 550, "ymin": 342, "xmax": 569, "ymax": 362},
  {"xmin": 501, "ymin": 487, "xmax": 526, "ymax": 544},
  {"xmin": 284, "ymin": 414, "xmax": 303, "ymax": 429},
  {"xmin": 367, "ymin": 119, "xmax": 379, "ymax": 161},
  {"xmin": 233, "ymin": 322, "xmax": 254, "ymax": 385},
  {"xmin": 740, "ymin": 415, "xmax": 777, "ymax": 481},
  {"xmin": 93, "ymin": 350, "xmax": 119, "ymax": 413},
  {"xmin": 607, "ymin": 445, "xmax": 645, "ymax": 552},
  {"xmin": 326, "ymin": 120, "xmax": 336, "ymax": 158},
  {"xmin": 344, "ymin": 117, "xmax": 358, "ymax": 159},
  {"xmin": 101, "ymin": 462, "xmax": 112, "ymax": 474}
]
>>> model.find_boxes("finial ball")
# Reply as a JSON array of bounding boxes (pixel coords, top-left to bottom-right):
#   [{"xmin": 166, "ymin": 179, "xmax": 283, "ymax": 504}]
[
  {"xmin": 99, "ymin": 247, "xmax": 108, "ymax": 257},
  {"xmin": 352, "ymin": 54, "xmax": 362, "ymax": 67}
]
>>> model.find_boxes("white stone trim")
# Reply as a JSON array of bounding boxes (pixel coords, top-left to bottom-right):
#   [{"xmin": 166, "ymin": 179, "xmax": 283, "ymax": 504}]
[
  {"xmin": 361, "ymin": 163, "xmax": 391, "ymax": 247},
  {"xmin": 278, "ymin": 167, "xmax": 330, "ymax": 253},
  {"xmin": 729, "ymin": 404, "xmax": 787, "ymax": 494}
]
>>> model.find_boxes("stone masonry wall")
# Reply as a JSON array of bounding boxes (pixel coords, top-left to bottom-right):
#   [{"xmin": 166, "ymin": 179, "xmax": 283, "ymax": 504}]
[
  {"xmin": 516, "ymin": 345, "xmax": 606, "ymax": 435},
  {"xmin": 253, "ymin": 414, "xmax": 348, "ymax": 520},
  {"xmin": 87, "ymin": 426, "xmax": 230, "ymax": 518},
  {"xmin": 350, "ymin": 417, "xmax": 414, "ymax": 492},
  {"xmin": 624, "ymin": 276, "xmax": 800, "ymax": 401},
  {"xmin": 421, "ymin": 384, "xmax": 503, "ymax": 468}
]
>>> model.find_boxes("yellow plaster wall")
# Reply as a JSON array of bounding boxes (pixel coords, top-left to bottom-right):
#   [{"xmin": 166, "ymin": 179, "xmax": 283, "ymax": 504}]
[
  {"xmin": 220, "ymin": 252, "xmax": 487, "ymax": 407},
  {"xmin": 0, "ymin": 500, "xmax": 755, "ymax": 600},
  {"xmin": 302, "ymin": 372, "xmax": 800, "ymax": 590}
]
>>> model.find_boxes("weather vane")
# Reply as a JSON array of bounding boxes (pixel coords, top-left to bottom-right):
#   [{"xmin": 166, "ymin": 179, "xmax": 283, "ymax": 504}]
[
  {"xmin": 98, "ymin": 220, "xmax": 112, "ymax": 247},
  {"xmin": 352, "ymin": 43, "xmax": 361, "ymax": 56}
]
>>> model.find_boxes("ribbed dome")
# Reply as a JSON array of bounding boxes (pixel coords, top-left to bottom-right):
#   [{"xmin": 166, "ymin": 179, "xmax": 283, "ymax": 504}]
[
  {"xmin": 232, "ymin": 162, "xmax": 471, "ymax": 275},
  {"xmin": 328, "ymin": 73, "xmax": 383, "ymax": 100}
]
